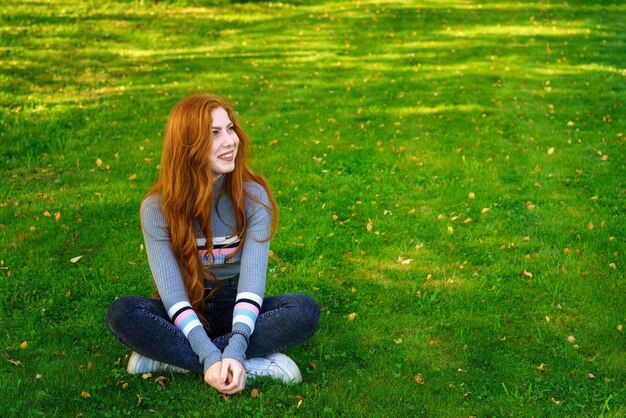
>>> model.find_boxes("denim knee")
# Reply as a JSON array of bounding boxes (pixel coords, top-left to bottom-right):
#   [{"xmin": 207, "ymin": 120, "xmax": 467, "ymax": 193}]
[
  {"xmin": 107, "ymin": 297, "xmax": 131, "ymax": 335},
  {"xmin": 296, "ymin": 294, "xmax": 321, "ymax": 337}
]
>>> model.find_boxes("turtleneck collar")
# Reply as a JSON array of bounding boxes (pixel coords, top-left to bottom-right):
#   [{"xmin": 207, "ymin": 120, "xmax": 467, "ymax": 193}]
[{"xmin": 213, "ymin": 174, "xmax": 226, "ymax": 190}]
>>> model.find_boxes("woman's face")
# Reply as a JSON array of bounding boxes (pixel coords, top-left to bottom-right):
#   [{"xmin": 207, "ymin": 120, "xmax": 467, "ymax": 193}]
[{"xmin": 209, "ymin": 107, "xmax": 239, "ymax": 178}]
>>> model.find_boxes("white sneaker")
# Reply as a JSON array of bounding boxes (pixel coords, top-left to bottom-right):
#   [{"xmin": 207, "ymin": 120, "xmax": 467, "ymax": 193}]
[
  {"xmin": 126, "ymin": 351, "xmax": 189, "ymax": 375},
  {"xmin": 244, "ymin": 353, "xmax": 302, "ymax": 384}
]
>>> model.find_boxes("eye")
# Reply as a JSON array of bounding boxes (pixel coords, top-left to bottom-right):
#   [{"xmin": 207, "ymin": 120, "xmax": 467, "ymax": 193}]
[
  {"xmin": 227, "ymin": 125, "xmax": 235, "ymax": 132},
  {"xmin": 212, "ymin": 130, "xmax": 220, "ymax": 136}
]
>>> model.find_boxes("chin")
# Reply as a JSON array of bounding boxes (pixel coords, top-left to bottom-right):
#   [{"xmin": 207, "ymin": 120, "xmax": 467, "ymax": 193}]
[{"xmin": 217, "ymin": 166, "xmax": 236, "ymax": 175}]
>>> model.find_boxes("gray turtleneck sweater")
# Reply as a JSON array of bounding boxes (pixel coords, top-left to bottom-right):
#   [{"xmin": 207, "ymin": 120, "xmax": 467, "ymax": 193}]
[{"xmin": 140, "ymin": 175, "xmax": 271, "ymax": 371}]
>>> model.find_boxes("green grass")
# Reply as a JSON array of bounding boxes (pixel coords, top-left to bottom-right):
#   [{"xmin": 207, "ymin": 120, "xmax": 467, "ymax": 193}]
[{"xmin": 1, "ymin": 0, "xmax": 625, "ymax": 416}]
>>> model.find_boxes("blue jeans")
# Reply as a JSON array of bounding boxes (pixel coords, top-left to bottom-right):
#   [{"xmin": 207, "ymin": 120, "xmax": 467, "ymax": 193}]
[{"xmin": 107, "ymin": 282, "xmax": 321, "ymax": 372}]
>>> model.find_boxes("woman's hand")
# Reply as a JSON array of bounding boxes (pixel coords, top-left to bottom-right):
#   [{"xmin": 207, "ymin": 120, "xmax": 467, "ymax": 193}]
[
  {"xmin": 219, "ymin": 358, "xmax": 246, "ymax": 394},
  {"xmin": 204, "ymin": 361, "xmax": 225, "ymax": 392},
  {"xmin": 204, "ymin": 359, "xmax": 246, "ymax": 394}
]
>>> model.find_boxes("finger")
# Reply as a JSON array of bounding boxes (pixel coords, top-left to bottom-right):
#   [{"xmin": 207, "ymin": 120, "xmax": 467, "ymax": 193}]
[
  {"xmin": 222, "ymin": 374, "xmax": 238, "ymax": 391},
  {"xmin": 229, "ymin": 363, "xmax": 242, "ymax": 383},
  {"xmin": 238, "ymin": 372, "xmax": 246, "ymax": 392},
  {"xmin": 219, "ymin": 362, "xmax": 230, "ymax": 385},
  {"xmin": 225, "ymin": 379, "xmax": 244, "ymax": 395}
]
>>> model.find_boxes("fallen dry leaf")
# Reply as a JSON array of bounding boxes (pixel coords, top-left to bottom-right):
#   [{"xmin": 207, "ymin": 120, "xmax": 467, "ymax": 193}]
[
  {"xmin": 394, "ymin": 338, "xmax": 402, "ymax": 345},
  {"xmin": 520, "ymin": 270, "xmax": 533, "ymax": 278},
  {"xmin": 20, "ymin": 340, "xmax": 28, "ymax": 349},
  {"xmin": 155, "ymin": 376, "xmax": 167, "ymax": 388},
  {"xmin": 609, "ymin": 263, "xmax": 617, "ymax": 270},
  {"xmin": 70, "ymin": 256, "xmax": 83, "ymax": 264},
  {"xmin": 588, "ymin": 373, "xmax": 595, "ymax": 379},
  {"xmin": 366, "ymin": 219, "xmax": 373, "ymax": 232},
  {"xmin": 480, "ymin": 207, "xmax": 490, "ymax": 214},
  {"xmin": 567, "ymin": 336, "xmax": 576, "ymax": 343},
  {"xmin": 128, "ymin": 174, "xmax": 137, "ymax": 181},
  {"xmin": 537, "ymin": 363, "xmax": 546, "ymax": 371},
  {"xmin": 347, "ymin": 312, "xmax": 357, "ymax": 321},
  {"xmin": 8, "ymin": 359, "xmax": 21, "ymax": 366},
  {"xmin": 547, "ymin": 147, "xmax": 555, "ymax": 155},
  {"xmin": 294, "ymin": 395, "xmax": 304, "ymax": 408},
  {"xmin": 414, "ymin": 373, "xmax": 424, "ymax": 384},
  {"xmin": 142, "ymin": 373, "xmax": 152, "ymax": 379},
  {"xmin": 618, "ymin": 324, "xmax": 623, "ymax": 333},
  {"xmin": 35, "ymin": 374, "xmax": 42, "ymax": 379},
  {"xmin": 55, "ymin": 212, "xmax": 61, "ymax": 222},
  {"xmin": 468, "ymin": 192, "xmax": 475, "ymax": 199},
  {"xmin": 250, "ymin": 388, "xmax": 259, "ymax": 398},
  {"xmin": 551, "ymin": 397, "xmax": 561, "ymax": 405},
  {"xmin": 136, "ymin": 394, "xmax": 142, "ymax": 407},
  {"xmin": 81, "ymin": 391, "xmax": 90, "ymax": 399}
]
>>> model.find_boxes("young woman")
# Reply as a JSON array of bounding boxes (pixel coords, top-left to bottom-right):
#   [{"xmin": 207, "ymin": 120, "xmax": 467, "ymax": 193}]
[{"xmin": 107, "ymin": 94, "xmax": 320, "ymax": 394}]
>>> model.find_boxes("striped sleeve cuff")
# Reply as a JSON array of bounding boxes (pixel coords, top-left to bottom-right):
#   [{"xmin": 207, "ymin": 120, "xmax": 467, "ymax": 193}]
[
  {"xmin": 168, "ymin": 301, "xmax": 203, "ymax": 337},
  {"xmin": 232, "ymin": 291, "xmax": 263, "ymax": 335}
]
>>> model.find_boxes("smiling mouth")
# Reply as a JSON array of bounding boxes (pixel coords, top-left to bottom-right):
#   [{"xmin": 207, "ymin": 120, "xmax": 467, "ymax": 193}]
[{"xmin": 218, "ymin": 151, "xmax": 234, "ymax": 160}]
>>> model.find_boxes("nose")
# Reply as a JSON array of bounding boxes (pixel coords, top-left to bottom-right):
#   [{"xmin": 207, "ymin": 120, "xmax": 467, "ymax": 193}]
[{"xmin": 224, "ymin": 130, "xmax": 236, "ymax": 146}]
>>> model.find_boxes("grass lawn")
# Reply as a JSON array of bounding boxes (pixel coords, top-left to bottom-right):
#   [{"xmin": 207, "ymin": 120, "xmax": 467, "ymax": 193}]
[{"xmin": 1, "ymin": 0, "xmax": 625, "ymax": 415}]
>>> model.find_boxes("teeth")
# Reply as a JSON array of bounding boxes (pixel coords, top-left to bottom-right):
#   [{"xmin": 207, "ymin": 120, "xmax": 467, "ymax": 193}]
[{"xmin": 219, "ymin": 152, "xmax": 233, "ymax": 159}]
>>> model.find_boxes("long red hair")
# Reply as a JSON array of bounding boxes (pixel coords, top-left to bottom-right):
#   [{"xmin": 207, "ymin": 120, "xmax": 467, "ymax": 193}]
[{"xmin": 146, "ymin": 94, "xmax": 278, "ymax": 316}]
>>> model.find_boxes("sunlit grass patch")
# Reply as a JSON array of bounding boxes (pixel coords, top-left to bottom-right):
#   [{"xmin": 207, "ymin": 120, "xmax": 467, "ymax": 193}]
[{"xmin": 1, "ymin": 0, "xmax": 625, "ymax": 415}]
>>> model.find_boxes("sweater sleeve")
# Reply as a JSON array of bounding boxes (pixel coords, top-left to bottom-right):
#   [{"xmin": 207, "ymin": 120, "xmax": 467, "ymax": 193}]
[
  {"xmin": 221, "ymin": 183, "xmax": 272, "ymax": 363},
  {"xmin": 141, "ymin": 196, "xmax": 222, "ymax": 373}
]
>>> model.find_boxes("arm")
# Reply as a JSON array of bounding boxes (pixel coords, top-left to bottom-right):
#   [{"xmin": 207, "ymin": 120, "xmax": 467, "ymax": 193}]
[
  {"xmin": 221, "ymin": 183, "xmax": 272, "ymax": 364},
  {"xmin": 141, "ymin": 196, "xmax": 223, "ymax": 373}
]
